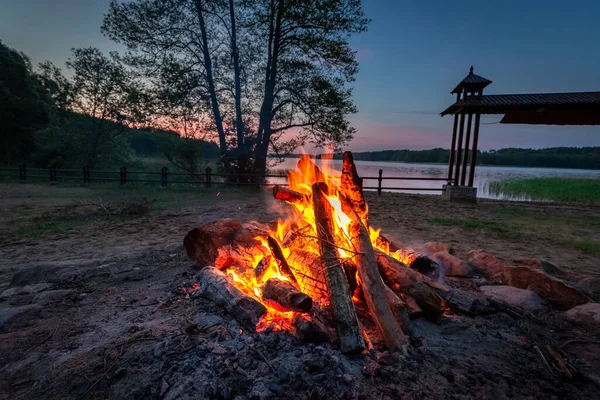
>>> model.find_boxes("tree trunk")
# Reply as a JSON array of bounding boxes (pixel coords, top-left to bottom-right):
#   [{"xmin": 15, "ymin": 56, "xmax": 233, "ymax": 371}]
[
  {"xmin": 254, "ymin": 0, "xmax": 284, "ymax": 176},
  {"xmin": 312, "ymin": 182, "xmax": 365, "ymax": 353},
  {"xmin": 193, "ymin": 0, "xmax": 227, "ymax": 157},
  {"xmin": 376, "ymin": 251, "xmax": 450, "ymax": 322},
  {"xmin": 261, "ymin": 278, "xmax": 312, "ymax": 313},
  {"xmin": 348, "ymin": 210, "xmax": 407, "ymax": 348},
  {"xmin": 197, "ymin": 266, "xmax": 267, "ymax": 330}
]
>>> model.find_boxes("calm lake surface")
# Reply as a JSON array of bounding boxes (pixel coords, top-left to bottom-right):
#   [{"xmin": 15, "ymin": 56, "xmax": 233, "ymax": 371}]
[{"xmin": 270, "ymin": 158, "xmax": 600, "ymax": 201}]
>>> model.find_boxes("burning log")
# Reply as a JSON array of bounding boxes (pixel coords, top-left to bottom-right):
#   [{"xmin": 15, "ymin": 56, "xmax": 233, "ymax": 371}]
[
  {"xmin": 184, "ymin": 220, "xmax": 269, "ymax": 268},
  {"xmin": 376, "ymin": 251, "xmax": 450, "ymax": 322},
  {"xmin": 347, "ymin": 208, "xmax": 408, "ymax": 348},
  {"xmin": 254, "ymin": 256, "xmax": 272, "ymax": 283},
  {"xmin": 282, "ymin": 225, "xmax": 319, "ymax": 252},
  {"xmin": 197, "ymin": 267, "xmax": 267, "ymax": 330},
  {"xmin": 273, "ymin": 185, "xmax": 309, "ymax": 205},
  {"xmin": 392, "ymin": 248, "xmax": 441, "ymax": 280},
  {"xmin": 266, "ymin": 236, "xmax": 299, "ymax": 286},
  {"xmin": 341, "ymin": 151, "xmax": 368, "ymax": 228},
  {"xmin": 375, "ymin": 234, "xmax": 400, "ymax": 254},
  {"xmin": 261, "ymin": 278, "xmax": 312, "ymax": 313},
  {"xmin": 312, "ymin": 182, "xmax": 365, "ymax": 353},
  {"xmin": 286, "ymin": 250, "xmax": 329, "ymax": 301}
]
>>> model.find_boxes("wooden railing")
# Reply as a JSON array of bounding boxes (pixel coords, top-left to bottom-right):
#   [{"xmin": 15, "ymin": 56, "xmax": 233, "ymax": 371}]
[{"xmin": 1, "ymin": 164, "xmax": 452, "ymax": 194}]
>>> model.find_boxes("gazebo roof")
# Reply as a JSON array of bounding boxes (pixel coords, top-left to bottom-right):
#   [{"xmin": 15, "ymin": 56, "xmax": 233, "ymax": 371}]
[
  {"xmin": 440, "ymin": 91, "xmax": 600, "ymax": 124},
  {"xmin": 450, "ymin": 66, "xmax": 492, "ymax": 94}
]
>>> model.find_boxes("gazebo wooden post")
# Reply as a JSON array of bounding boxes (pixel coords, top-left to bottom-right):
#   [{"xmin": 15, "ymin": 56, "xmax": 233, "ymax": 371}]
[
  {"xmin": 460, "ymin": 113, "xmax": 473, "ymax": 185},
  {"xmin": 453, "ymin": 112, "xmax": 465, "ymax": 186},
  {"xmin": 468, "ymin": 113, "xmax": 481, "ymax": 187},
  {"xmin": 447, "ymin": 92, "xmax": 461, "ymax": 182}
]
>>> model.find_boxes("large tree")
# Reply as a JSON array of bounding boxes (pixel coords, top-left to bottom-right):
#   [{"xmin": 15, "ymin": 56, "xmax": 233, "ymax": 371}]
[
  {"xmin": 102, "ymin": 0, "xmax": 368, "ymax": 174},
  {"xmin": 0, "ymin": 41, "xmax": 52, "ymax": 163}
]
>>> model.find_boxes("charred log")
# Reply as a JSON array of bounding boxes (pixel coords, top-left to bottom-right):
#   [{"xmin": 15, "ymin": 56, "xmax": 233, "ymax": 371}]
[
  {"xmin": 286, "ymin": 250, "xmax": 329, "ymax": 302},
  {"xmin": 197, "ymin": 267, "xmax": 266, "ymax": 330},
  {"xmin": 376, "ymin": 251, "xmax": 450, "ymax": 322},
  {"xmin": 348, "ymin": 209, "xmax": 408, "ymax": 348},
  {"xmin": 392, "ymin": 249, "xmax": 441, "ymax": 280},
  {"xmin": 292, "ymin": 315, "xmax": 330, "ymax": 343},
  {"xmin": 312, "ymin": 182, "xmax": 365, "ymax": 353},
  {"xmin": 261, "ymin": 278, "xmax": 312, "ymax": 313},
  {"xmin": 184, "ymin": 220, "xmax": 269, "ymax": 268}
]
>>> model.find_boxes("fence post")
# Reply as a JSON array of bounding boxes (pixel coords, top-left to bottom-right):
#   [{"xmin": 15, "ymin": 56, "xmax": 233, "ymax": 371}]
[
  {"xmin": 19, "ymin": 164, "xmax": 27, "ymax": 183},
  {"xmin": 83, "ymin": 166, "xmax": 90, "ymax": 183},
  {"xmin": 255, "ymin": 173, "xmax": 261, "ymax": 190},
  {"xmin": 378, "ymin": 169, "xmax": 383, "ymax": 196},
  {"xmin": 161, "ymin": 167, "xmax": 168, "ymax": 187},
  {"xmin": 119, "ymin": 166, "xmax": 127, "ymax": 185},
  {"xmin": 205, "ymin": 167, "xmax": 212, "ymax": 188},
  {"xmin": 49, "ymin": 165, "xmax": 57, "ymax": 183}
]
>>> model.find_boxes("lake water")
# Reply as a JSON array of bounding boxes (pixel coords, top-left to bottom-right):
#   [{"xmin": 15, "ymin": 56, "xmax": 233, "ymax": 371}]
[{"xmin": 269, "ymin": 158, "xmax": 600, "ymax": 200}]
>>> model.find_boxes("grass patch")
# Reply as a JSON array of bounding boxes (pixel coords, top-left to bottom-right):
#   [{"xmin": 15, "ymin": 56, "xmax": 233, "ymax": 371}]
[
  {"xmin": 572, "ymin": 240, "xmax": 600, "ymax": 256},
  {"xmin": 488, "ymin": 177, "xmax": 600, "ymax": 202},
  {"xmin": 427, "ymin": 218, "xmax": 522, "ymax": 239}
]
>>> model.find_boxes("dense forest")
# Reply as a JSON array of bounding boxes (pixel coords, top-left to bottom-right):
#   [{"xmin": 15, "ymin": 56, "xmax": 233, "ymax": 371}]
[
  {"xmin": 0, "ymin": 40, "xmax": 218, "ymax": 172},
  {"xmin": 330, "ymin": 147, "xmax": 600, "ymax": 170}
]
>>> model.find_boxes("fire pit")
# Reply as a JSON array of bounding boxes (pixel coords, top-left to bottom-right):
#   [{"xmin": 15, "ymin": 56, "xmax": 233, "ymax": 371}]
[{"xmin": 184, "ymin": 152, "xmax": 450, "ymax": 352}]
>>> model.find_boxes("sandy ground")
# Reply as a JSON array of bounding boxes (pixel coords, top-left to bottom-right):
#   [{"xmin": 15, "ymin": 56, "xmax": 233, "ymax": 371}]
[{"xmin": 1, "ymin": 184, "xmax": 599, "ymax": 399}]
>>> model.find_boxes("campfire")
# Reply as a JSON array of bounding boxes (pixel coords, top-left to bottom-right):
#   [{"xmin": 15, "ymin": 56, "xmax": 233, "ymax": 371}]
[{"xmin": 184, "ymin": 152, "xmax": 450, "ymax": 352}]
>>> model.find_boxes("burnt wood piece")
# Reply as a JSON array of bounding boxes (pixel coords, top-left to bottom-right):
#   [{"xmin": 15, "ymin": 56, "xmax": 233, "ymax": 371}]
[
  {"xmin": 281, "ymin": 226, "xmax": 320, "ymax": 254},
  {"xmin": 298, "ymin": 155, "xmax": 326, "ymax": 183},
  {"xmin": 348, "ymin": 211, "xmax": 407, "ymax": 348},
  {"xmin": 376, "ymin": 251, "xmax": 450, "ymax": 322},
  {"xmin": 384, "ymin": 285, "xmax": 415, "ymax": 337},
  {"xmin": 197, "ymin": 266, "xmax": 266, "ymax": 330},
  {"xmin": 312, "ymin": 182, "xmax": 365, "ymax": 353},
  {"xmin": 341, "ymin": 151, "xmax": 368, "ymax": 229},
  {"xmin": 286, "ymin": 250, "xmax": 329, "ymax": 302},
  {"xmin": 254, "ymin": 255, "xmax": 273, "ymax": 283},
  {"xmin": 292, "ymin": 315, "xmax": 329, "ymax": 343},
  {"xmin": 273, "ymin": 185, "xmax": 309, "ymax": 205},
  {"xmin": 261, "ymin": 278, "xmax": 312, "ymax": 313},
  {"xmin": 184, "ymin": 219, "xmax": 269, "ymax": 268},
  {"xmin": 392, "ymin": 248, "xmax": 441, "ymax": 280},
  {"xmin": 375, "ymin": 234, "xmax": 400, "ymax": 254},
  {"xmin": 267, "ymin": 236, "xmax": 299, "ymax": 286},
  {"xmin": 401, "ymin": 294, "xmax": 424, "ymax": 318}
]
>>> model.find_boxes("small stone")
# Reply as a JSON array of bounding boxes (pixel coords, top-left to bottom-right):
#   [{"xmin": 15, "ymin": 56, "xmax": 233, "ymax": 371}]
[
  {"xmin": 211, "ymin": 343, "xmax": 228, "ymax": 355},
  {"xmin": 432, "ymin": 251, "xmax": 473, "ymax": 277},
  {"xmin": 480, "ymin": 285, "xmax": 544, "ymax": 313},
  {"xmin": 343, "ymin": 374, "xmax": 353, "ymax": 384},
  {"xmin": 563, "ymin": 303, "xmax": 600, "ymax": 328}
]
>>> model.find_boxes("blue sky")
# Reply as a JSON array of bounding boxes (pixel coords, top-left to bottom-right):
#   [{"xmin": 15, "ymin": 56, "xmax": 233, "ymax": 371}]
[{"xmin": 2, "ymin": 0, "xmax": 599, "ymax": 151}]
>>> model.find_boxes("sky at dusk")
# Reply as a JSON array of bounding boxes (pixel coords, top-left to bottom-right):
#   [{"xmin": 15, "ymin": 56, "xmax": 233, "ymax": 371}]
[{"xmin": 1, "ymin": 0, "xmax": 599, "ymax": 151}]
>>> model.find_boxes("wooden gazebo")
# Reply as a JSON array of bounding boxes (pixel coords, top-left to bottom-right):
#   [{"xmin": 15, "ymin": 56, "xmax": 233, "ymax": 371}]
[{"xmin": 440, "ymin": 67, "xmax": 600, "ymax": 199}]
